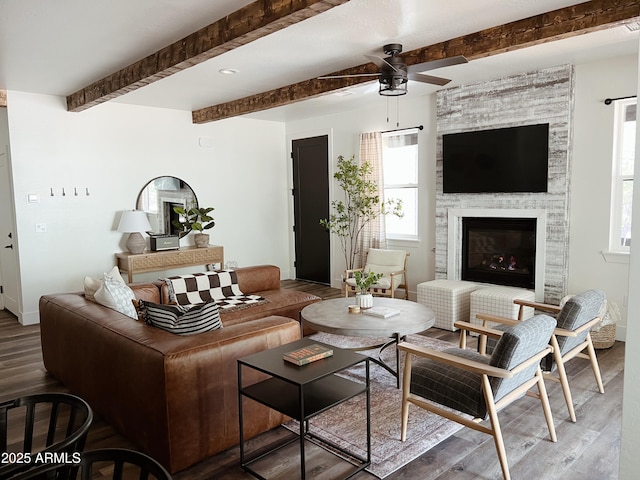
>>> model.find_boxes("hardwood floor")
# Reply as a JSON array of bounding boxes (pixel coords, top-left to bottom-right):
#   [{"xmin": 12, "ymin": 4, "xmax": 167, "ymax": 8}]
[{"xmin": 0, "ymin": 281, "xmax": 623, "ymax": 479}]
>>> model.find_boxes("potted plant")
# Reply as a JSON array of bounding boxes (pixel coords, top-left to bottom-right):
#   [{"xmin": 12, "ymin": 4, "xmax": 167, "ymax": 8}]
[
  {"xmin": 320, "ymin": 155, "xmax": 402, "ymax": 271},
  {"xmin": 172, "ymin": 206, "xmax": 215, "ymax": 247},
  {"xmin": 353, "ymin": 270, "xmax": 383, "ymax": 309}
]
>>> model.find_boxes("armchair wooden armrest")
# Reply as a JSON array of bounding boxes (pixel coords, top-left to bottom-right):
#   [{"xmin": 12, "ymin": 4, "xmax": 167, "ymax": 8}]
[
  {"xmin": 398, "ymin": 341, "xmax": 513, "ymax": 378},
  {"xmin": 514, "ymin": 299, "xmax": 561, "ymax": 319},
  {"xmin": 454, "ymin": 320, "xmax": 507, "ymax": 338},
  {"xmin": 554, "ymin": 316, "xmax": 602, "ymax": 338},
  {"xmin": 454, "ymin": 319, "xmax": 507, "ymax": 351},
  {"xmin": 399, "ymin": 341, "xmax": 552, "ymax": 378},
  {"xmin": 511, "ymin": 346, "xmax": 554, "ymax": 374},
  {"xmin": 474, "ymin": 313, "xmax": 521, "ymax": 327},
  {"xmin": 344, "ymin": 268, "xmax": 364, "ymax": 278}
]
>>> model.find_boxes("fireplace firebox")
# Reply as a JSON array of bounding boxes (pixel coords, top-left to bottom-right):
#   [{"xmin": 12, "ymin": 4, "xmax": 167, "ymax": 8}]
[{"xmin": 461, "ymin": 217, "xmax": 536, "ymax": 289}]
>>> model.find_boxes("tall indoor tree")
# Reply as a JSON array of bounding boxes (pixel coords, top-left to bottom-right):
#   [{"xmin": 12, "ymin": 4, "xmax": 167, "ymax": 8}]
[{"xmin": 320, "ymin": 154, "xmax": 402, "ymax": 270}]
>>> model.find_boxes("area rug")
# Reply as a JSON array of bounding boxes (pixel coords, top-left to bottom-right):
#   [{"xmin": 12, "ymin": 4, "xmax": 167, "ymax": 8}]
[{"xmin": 284, "ymin": 332, "xmax": 463, "ymax": 479}]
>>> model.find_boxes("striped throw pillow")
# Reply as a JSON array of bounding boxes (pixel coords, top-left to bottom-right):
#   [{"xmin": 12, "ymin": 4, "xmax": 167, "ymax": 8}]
[{"xmin": 143, "ymin": 300, "xmax": 222, "ymax": 335}]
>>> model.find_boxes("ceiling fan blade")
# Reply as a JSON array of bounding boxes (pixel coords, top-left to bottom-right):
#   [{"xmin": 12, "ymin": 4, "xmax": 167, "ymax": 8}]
[
  {"xmin": 407, "ymin": 55, "xmax": 468, "ymax": 73},
  {"xmin": 365, "ymin": 54, "xmax": 399, "ymax": 73},
  {"xmin": 318, "ymin": 73, "xmax": 381, "ymax": 79},
  {"xmin": 408, "ymin": 72, "xmax": 452, "ymax": 86}
]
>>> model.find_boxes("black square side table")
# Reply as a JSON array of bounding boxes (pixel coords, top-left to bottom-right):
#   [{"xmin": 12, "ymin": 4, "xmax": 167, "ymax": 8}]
[{"xmin": 237, "ymin": 338, "xmax": 371, "ymax": 480}]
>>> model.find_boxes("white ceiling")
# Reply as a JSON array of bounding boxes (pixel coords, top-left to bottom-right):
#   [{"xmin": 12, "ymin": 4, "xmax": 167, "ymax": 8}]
[{"xmin": 1, "ymin": 0, "xmax": 638, "ymax": 122}]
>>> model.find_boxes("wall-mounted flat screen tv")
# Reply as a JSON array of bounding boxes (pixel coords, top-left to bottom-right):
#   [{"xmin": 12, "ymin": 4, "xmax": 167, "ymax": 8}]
[{"xmin": 442, "ymin": 123, "xmax": 549, "ymax": 193}]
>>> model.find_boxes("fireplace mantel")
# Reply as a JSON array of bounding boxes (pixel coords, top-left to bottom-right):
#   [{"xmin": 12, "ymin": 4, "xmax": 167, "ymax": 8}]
[{"xmin": 447, "ymin": 208, "xmax": 547, "ymax": 301}]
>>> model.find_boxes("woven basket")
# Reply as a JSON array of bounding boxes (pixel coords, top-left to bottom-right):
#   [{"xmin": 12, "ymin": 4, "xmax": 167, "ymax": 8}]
[{"xmin": 591, "ymin": 323, "xmax": 616, "ymax": 349}]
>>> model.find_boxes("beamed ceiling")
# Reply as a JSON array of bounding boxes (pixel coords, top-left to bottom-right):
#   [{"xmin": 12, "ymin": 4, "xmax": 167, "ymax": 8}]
[{"xmin": 1, "ymin": 0, "xmax": 639, "ymax": 122}]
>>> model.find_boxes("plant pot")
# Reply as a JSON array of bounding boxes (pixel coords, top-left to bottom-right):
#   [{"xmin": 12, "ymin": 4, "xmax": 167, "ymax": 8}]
[
  {"xmin": 356, "ymin": 292, "xmax": 373, "ymax": 309},
  {"xmin": 194, "ymin": 233, "xmax": 210, "ymax": 248}
]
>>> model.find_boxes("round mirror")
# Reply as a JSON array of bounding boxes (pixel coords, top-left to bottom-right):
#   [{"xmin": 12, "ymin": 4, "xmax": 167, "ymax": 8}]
[{"xmin": 136, "ymin": 176, "xmax": 198, "ymax": 238}]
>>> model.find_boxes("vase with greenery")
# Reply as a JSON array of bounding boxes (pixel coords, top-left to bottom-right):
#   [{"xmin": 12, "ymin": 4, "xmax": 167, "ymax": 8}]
[
  {"xmin": 320, "ymin": 154, "xmax": 403, "ymax": 270},
  {"xmin": 172, "ymin": 206, "xmax": 215, "ymax": 247},
  {"xmin": 353, "ymin": 270, "xmax": 382, "ymax": 309}
]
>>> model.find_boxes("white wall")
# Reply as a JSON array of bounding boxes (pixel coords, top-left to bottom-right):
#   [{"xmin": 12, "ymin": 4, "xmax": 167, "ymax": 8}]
[
  {"xmin": 570, "ymin": 54, "xmax": 638, "ymax": 340},
  {"xmin": 286, "ymin": 94, "xmax": 438, "ymax": 299},
  {"xmin": 5, "ymin": 91, "xmax": 289, "ymax": 324}
]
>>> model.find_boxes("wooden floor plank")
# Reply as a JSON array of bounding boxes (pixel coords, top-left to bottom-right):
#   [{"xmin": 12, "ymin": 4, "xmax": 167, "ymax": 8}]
[{"xmin": 0, "ymin": 282, "xmax": 624, "ymax": 480}]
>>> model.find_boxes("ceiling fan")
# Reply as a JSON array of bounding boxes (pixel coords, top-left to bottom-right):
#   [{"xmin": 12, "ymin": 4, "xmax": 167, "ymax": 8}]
[{"xmin": 319, "ymin": 43, "xmax": 468, "ymax": 96}]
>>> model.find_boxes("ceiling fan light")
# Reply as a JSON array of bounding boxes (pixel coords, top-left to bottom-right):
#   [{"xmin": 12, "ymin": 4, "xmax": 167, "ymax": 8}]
[{"xmin": 379, "ymin": 75, "xmax": 407, "ymax": 96}]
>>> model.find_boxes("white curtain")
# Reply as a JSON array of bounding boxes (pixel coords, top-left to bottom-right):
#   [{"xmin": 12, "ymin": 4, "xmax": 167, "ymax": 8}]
[{"xmin": 357, "ymin": 131, "xmax": 386, "ymax": 268}]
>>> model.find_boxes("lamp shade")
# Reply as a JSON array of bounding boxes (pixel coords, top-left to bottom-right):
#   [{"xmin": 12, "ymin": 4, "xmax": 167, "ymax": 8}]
[{"xmin": 117, "ymin": 210, "xmax": 152, "ymax": 233}]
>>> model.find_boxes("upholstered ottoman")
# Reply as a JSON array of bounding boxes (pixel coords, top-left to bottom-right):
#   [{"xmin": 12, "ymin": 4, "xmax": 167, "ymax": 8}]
[
  {"xmin": 417, "ymin": 280, "xmax": 481, "ymax": 331},
  {"xmin": 470, "ymin": 286, "xmax": 535, "ymax": 327}
]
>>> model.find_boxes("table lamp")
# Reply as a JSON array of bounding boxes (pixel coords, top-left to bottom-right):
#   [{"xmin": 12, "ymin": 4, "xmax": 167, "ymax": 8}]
[{"xmin": 117, "ymin": 210, "xmax": 152, "ymax": 254}]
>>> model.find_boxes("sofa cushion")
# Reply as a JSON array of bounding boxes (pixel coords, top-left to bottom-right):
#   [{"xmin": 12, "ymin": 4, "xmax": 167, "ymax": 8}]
[{"xmin": 142, "ymin": 300, "xmax": 222, "ymax": 335}]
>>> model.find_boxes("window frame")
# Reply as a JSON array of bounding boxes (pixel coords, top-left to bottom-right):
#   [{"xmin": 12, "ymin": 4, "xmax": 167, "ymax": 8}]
[
  {"xmin": 381, "ymin": 129, "xmax": 420, "ymax": 242},
  {"xmin": 609, "ymin": 98, "xmax": 636, "ymax": 254}
]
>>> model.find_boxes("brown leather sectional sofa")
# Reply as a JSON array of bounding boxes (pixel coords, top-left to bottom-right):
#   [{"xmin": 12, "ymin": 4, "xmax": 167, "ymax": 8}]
[{"xmin": 39, "ymin": 265, "xmax": 320, "ymax": 473}]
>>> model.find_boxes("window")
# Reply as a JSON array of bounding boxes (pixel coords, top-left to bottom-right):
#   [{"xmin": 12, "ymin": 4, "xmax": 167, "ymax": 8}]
[
  {"xmin": 382, "ymin": 130, "xmax": 419, "ymax": 240},
  {"xmin": 609, "ymin": 99, "xmax": 636, "ymax": 252}
]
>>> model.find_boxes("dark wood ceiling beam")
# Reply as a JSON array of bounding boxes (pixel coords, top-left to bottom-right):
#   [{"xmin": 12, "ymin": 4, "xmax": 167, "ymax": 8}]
[
  {"xmin": 192, "ymin": 0, "xmax": 640, "ymax": 124},
  {"xmin": 66, "ymin": 0, "xmax": 349, "ymax": 112}
]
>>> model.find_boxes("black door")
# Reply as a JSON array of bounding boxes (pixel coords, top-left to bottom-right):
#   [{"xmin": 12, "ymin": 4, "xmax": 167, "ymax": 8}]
[{"xmin": 292, "ymin": 135, "xmax": 330, "ymax": 284}]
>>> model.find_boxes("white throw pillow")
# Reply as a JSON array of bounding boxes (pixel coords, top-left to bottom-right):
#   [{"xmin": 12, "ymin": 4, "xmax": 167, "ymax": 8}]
[
  {"xmin": 84, "ymin": 266, "xmax": 125, "ymax": 301},
  {"xmin": 94, "ymin": 272, "xmax": 137, "ymax": 319}
]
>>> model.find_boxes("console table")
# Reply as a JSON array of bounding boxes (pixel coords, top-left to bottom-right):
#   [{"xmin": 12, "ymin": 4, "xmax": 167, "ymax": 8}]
[{"xmin": 115, "ymin": 245, "xmax": 224, "ymax": 282}]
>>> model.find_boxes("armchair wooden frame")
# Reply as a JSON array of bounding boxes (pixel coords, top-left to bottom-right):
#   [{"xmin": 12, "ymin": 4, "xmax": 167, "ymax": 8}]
[
  {"xmin": 514, "ymin": 299, "xmax": 604, "ymax": 422},
  {"xmin": 400, "ymin": 321, "xmax": 556, "ymax": 480},
  {"xmin": 471, "ymin": 298, "xmax": 604, "ymax": 423},
  {"xmin": 344, "ymin": 252, "xmax": 410, "ymax": 300}
]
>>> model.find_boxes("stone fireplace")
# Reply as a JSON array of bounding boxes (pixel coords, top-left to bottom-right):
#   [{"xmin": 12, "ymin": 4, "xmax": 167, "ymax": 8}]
[{"xmin": 435, "ymin": 65, "xmax": 574, "ymax": 304}]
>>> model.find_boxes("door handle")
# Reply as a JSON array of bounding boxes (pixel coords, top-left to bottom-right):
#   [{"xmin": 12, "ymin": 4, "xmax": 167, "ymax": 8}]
[{"xmin": 4, "ymin": 244, "xmax": 12, "ymax": 249}]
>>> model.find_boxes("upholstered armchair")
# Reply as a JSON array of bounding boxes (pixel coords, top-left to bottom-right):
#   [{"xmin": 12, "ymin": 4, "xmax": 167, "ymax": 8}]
[
  {"xmin": 475, "ymin": 289, "xmax": 606, "ymax": 422},
  {"xmin": 344, "ymin": 248, "xmax": 409, "ymax": 299},
  {"xmin": 399, "ymin": 315, "xmax": 558, "ymax": 480},
  {"xmin": 520, "ymin": 290, "xmax": 605, "ymax": 421}
]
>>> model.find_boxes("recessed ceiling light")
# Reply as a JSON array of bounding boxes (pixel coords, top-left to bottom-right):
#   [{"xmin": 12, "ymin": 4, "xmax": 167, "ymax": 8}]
[{"xmin": 219, "ymin": 68, "xmax": 239, "ymax": 75}]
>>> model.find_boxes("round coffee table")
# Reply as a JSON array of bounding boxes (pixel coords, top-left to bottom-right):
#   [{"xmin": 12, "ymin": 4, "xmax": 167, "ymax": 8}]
[{"xmin": 301, "ymin": 297, "xmax": 435, "ymax": 387}]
